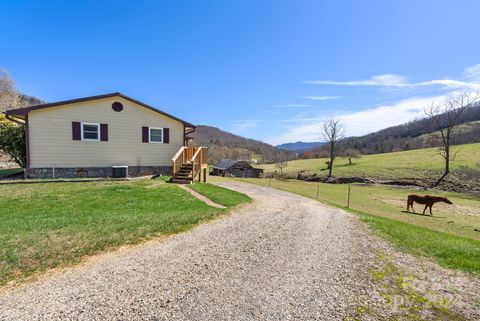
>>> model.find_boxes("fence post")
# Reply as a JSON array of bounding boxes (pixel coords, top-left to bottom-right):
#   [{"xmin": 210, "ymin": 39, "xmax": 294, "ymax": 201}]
[
  {"xmin": 347, "ymin": 185, "xmax": 351, "ymax": 208},
  {"xmin": 316, "ymin": 181, "xmax": 320, "ymax": 198}
]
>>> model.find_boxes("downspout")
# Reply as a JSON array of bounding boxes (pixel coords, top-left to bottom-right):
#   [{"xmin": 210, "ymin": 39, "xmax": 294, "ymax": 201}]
[
  {"xmin": 184, "ymin": 126, "xmax": 196, "ymax": 146},
  {"xmin": 183, "ymin": 125, "xmax": 186, "ymax": 146},
  {"xmin": 185, "ymin": 127, "xmax": 196, "ymax": 135},
  {"xmin": 24, "ymin": 114, "xmax": 30, "ymax": 178}
]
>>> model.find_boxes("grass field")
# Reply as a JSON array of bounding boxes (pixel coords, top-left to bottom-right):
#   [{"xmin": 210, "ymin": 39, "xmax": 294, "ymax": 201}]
[
  {"xmin": 189, "ymin": 182, "xmax": 251, "ymax": 207},
  {"xmin": 259, "ymin": 143, "xmax": 480, "ymax": 179},
  {"xmin": 0, "ymin": 179, "xmax": 250, "ymax": 286},
  {"xmin": 217, "ymin": 177, "xmax": 480, "ymax": 274}
]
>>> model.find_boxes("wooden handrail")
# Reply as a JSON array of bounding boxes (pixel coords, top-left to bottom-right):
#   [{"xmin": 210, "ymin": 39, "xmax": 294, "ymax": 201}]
[
  {"xmin": 172, "ymin": 147, "xmax": 186, "ymax": 175},
  {"xmin": 190, "ymin": 147, "xmax": 203, "ymax": 181},
  {"xmin": 172, "ymin": 146, "xmax": 186, "ymax": 162},
  {"xmin": 172, "ymin": 146, "xmax": 208, "ymax": 181},
  {"xmin": 184, "ymin": 146, "xmax": 196, "ymax": 163}
]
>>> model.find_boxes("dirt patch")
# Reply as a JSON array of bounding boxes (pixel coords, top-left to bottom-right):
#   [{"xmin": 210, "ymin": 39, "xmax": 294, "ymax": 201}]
[
  {"xmin": 350, "ymin": 218, "xmax": 480, "ymax": 320},
  {"xmin": 177, "ymin": 185, "xmax": 226, "ymax": 209},
  {"xmin": 378, "ymin": 179, "xmax": 426, "ymax": 187},
  {"xmin": 294, "ymin": 167, "xmax": 480, "ymax": 196},
  {"xmin": 374, "ymin": 195, "xmax": 480, "ymax": 217}
]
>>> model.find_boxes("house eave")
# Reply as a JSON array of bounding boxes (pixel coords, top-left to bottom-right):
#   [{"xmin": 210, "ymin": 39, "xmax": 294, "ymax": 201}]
[{"xmin": 5, "ymin": 92, "xmax": 196, "ymax": 128}]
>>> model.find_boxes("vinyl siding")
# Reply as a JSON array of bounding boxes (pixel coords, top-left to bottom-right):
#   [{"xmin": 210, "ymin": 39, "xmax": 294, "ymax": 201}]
[{"xmin": 28, "ymin": 96, "xmax": 184, "ymax": 168}]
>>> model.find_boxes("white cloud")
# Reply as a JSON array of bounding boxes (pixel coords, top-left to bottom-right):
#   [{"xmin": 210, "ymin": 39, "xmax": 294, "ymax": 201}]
[
  {"xmin": 266, "ymin": 95, "xmax": 447, "ymax": 145},
  {"xmin": 415, "ymin": 79, "xmax": 480, "ymax": 89},
  {"xmin": 336, "ymin": 95, "xmax": 445, "ymax": 136},
  {"xmin": 304, "ymin": 74, "xmax": 408, "ymax": 87},
  {"xmin": 268, "ymin": 122, "xmax": 325, "ymax": 145},
  {"xmin": 301, "ymin": 95, "xmax": 342, "ymax": 100},
  {"xmin": 463, "ymin": 64, "xmax": 480, "ymax": 81},
  {"xmin": 304, "ymin": 69, "xmax": 480, "ymax": 89}
]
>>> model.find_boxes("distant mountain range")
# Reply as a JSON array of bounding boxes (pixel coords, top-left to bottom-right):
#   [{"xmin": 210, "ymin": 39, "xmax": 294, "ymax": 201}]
[{"xmin": 276, "ymin": 141, "xmax": 325, "ymax": 153}]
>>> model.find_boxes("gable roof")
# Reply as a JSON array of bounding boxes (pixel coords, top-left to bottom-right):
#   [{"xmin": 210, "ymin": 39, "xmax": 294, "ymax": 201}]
[
  {"xmin": 213, "ymin": 159, "xmax": 238, "ymax": 170},
  {"xmin": 4, "ymin": 92, "xmax": 195, "ymax": 128},
  {"xmin": 213, "ymin": 159, "xmax": 253, "ymax": 170}
]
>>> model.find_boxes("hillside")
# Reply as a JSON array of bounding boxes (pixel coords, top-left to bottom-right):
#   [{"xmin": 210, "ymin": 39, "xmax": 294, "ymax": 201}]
[
  {"xmin": 277, "ymin": 141, "xmax": 324, "ymax": 153},
  {"xmin": 258, "ymin": 143, "xmax": 480, "ymax": 194},
  {"xmin": 302, "ymin": 104, "xmax": 480, "ymax": 158},
  {"xmin": 19, "ymin": 94, "xmax": 44, "ymax": 107},
  {"xmin": 191, "ymin": 125, "xmax": 291, "ymax": 164}
]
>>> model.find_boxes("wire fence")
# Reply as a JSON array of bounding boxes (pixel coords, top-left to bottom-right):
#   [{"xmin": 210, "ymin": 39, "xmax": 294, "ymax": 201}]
[{"xmin": 240, "ymin": 176, "xmax": 356, "ymax": 210}]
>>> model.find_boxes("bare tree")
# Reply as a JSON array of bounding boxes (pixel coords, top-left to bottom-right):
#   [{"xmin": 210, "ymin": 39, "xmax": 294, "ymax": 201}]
[
  {"xmin": 322, "ymin": 118, "xmax": 345, "ymax": 178},
  {"xmin": 425, "ymin": 90, "xmax": 480, "ymax": 185},
  {"xmin": 0, "ymin": 68, "xmax": 23, "ymax": 112},
  {"xmin": 341, "ymin": 148, "xmax": 361, "ymax": 165},
  {"xmin": 0, "ymin": 69, "xmax": 22, "ymax": 164},
  {"xmin": 274, "ymin": 152, "xmax": 288, "ymax": 177}
]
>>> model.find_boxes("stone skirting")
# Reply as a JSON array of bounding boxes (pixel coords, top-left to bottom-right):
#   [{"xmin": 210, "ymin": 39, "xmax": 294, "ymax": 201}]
[{"xmin": 28, "ymin": 166, "xmax": 172, "ymax": 179}]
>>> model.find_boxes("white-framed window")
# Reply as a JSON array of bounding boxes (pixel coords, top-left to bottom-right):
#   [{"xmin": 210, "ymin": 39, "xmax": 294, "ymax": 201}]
[
  {"xmin": 81, "ymin": 122, "xmax": 100, "ymax": 141},
  {"xmin": 149, "ymin": 127, "xmax": 163, "ymax": 143}
]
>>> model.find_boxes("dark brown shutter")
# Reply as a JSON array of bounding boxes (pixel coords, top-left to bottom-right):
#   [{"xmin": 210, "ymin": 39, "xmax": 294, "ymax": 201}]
[
  {"xmin": 100, "ymin": 124, "xmax": 108, "ymax": 141},
  {"xmin": 142, "ymin": 126, "xmax": 149, "ymax": 143},
  {"xmin": 163, "ymin": 128, "xmax": 169, "ymax": 144},
  {"xmin": 72, "ymin": 122, "xmax": 81, "ymax": 140}
]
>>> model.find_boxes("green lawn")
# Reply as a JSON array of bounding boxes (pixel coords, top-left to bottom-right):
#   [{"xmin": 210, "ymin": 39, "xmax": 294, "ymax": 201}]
[
  {"xmin": 189, "ymin": 182, "xmax": 251, "ymax": 207},
  {"xmin": 359, "ymin": 213, "xmax": 480, "ymax": 275},
  {"xmin": 0, "ymin": 179, "xmax": 249, "ymax": 286},
  {"xmin": 221, "ymin": 177, "xmax": 480, "ymax": 274},
  {"xmin": 259, "ymin": 142, "xmax": 480, "ymax": 179}
]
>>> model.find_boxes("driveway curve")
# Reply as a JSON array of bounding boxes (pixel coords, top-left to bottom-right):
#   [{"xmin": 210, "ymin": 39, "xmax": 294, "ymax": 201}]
[{"xmin": 0, "ymin": 181, "xmax": 367, "ymax": 321}]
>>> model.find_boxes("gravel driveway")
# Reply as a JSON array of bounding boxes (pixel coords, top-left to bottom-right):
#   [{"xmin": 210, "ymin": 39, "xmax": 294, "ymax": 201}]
[{"xmin": 0, "ymin": 181, "xmax": 368, "ymax": 321}]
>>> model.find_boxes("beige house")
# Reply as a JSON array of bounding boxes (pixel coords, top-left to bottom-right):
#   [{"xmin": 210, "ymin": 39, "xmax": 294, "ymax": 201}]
[{"xmin": 5, "ymin": 92, "xmax": 206, "ymax": 180}]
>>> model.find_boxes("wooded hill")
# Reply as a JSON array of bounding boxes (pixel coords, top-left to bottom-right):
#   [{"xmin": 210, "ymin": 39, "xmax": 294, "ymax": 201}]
[
  {"xmin": 302, "ymin": 104, "xmax": 480, "ymax": 158},
  {"xmin": 20, "ymin": 95, "xmax": 44, "ymax": 107},
  {"xmin": 191, "ymin": 125, "xmax": 292, "ymax": 164},
  {"xmin": 277, "ymin": 141, "xmax": 325, "ymax": 153}
]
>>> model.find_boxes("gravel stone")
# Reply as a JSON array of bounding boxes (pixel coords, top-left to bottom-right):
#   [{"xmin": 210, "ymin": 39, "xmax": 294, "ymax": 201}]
[{"xmin": 0, "ymin": 182, "xmax": 416, "ymax": 320}]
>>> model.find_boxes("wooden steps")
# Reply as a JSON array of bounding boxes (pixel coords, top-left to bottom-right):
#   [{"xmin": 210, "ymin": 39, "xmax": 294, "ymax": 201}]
[
  {"xmin": 171, "ymin": 163, "xmax": 193, "ymax": 184},
  {"xmin": 171, "ymin": 178, "xmax": 192, "ymax": 184},
  {"xmin": 171, "ymin": 146, "xmax": 208, "ymax": 184}
]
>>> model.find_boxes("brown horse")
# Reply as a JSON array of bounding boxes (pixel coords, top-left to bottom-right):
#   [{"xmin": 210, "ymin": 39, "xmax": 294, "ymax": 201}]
[{"xmin": 407, "ymin": 194, "xmax": 453, "ymax": 215}]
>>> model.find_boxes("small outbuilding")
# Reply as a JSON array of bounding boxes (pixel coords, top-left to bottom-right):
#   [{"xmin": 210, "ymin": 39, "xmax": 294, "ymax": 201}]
[{"xmin": 211, "ymin": 159, "xmax": 263, "ymax": 178}]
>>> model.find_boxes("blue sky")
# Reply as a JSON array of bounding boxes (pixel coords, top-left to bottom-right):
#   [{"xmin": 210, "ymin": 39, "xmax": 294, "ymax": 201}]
[{"xmin": 2, "ymin": 0, "xmax": 480, "ymax": 145}]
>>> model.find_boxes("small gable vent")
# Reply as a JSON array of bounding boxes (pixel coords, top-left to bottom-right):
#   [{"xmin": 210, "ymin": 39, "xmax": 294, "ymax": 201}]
[{"xmin": 112, "ymin": 102, "xmax": 123, "ymax": 112}]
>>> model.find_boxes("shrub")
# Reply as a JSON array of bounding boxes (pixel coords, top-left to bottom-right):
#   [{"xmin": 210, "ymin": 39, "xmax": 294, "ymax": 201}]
[{"xmin": 0, "ymin": 117, "xmax": 26, "ymax": 168}]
